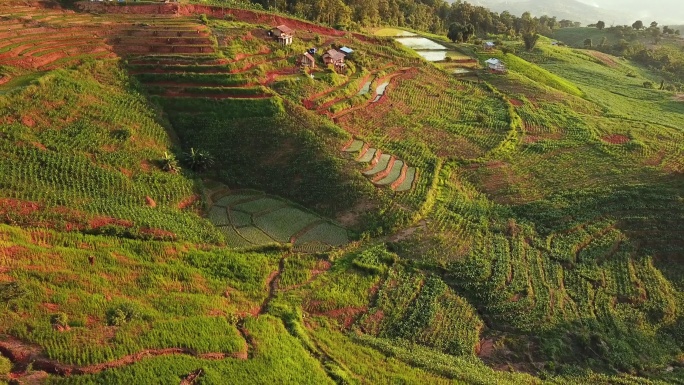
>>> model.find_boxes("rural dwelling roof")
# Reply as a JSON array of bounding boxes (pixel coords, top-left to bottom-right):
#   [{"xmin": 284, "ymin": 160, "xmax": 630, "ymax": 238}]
[
  {"xmin": 302, "ymin": 52, "xmax": 315, "ymax": 62},
  {"xmin": 275, "ymin": 25, "xmax": 294, "ymax": 34},
  {"xmin": 325, "ymin": 49, "xmax": 345, "ymax": 61},
  {"xmin": 339, "ymin": 46, "xmax": 353, "ymax": 54},
  {"xmin": 485, "ymin": 58, "xmax": 501, "ymax": 65},
  {"xmin": 484, "ymin": 41, "xmax": 495, "ymax": 47}
]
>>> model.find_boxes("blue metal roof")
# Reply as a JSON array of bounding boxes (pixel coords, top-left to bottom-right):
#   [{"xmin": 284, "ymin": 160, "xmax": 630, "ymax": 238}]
[{"xmin": 339, "ymin": 47, "xmax": 353, "ymax": 54}]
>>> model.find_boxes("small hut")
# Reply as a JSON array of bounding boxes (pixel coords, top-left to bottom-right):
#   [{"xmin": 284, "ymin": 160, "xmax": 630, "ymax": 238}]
[
  {"xmin": 299, "ymin": 52, "xmax": 316, "ymax": 69},
  {"xmin": 485, "ymin": 58, "xmax": 506, "ymax": 73},
  {"xmin": 270, "ymin": 25, "xmax": 294, "ymax": 46},
  {"xmin": 322, "ymin": 49, "xmax": 346, "ymax": 70}
]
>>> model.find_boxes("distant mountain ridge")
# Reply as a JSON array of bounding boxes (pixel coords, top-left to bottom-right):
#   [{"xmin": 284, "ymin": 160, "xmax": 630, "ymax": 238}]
[{"xmin": 468, "ymin": 0, "xmax": 634, "ymax": 26}]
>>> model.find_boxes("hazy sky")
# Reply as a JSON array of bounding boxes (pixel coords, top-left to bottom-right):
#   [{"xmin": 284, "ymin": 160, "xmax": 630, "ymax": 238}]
[{"xmin": 576, "ymin": 0, "xmax": 684, "ymax": 24}]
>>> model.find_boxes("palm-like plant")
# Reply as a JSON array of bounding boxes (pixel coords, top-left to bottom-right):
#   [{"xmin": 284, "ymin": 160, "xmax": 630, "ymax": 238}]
[
  {"xmin": 185, "ymin": 148, "xmax": 215, "ymax": 172},
  {"xmin": 161, "ymin": 151, "xmax": 181, "ymax": 173}
]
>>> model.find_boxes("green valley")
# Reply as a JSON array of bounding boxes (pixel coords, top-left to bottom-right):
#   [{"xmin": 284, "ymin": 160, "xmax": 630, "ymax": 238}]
[{"xmin": 0, "ymin": 1, "xmax": 682, "ymax": 384}]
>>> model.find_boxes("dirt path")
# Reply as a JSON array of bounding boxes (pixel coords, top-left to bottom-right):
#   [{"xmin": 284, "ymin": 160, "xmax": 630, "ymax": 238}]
[
  {"xmin": 258, "ymin": 255, "xmax": 287, "ymax": 315},
  {"xmin": 0, "ymin": 334, "xmax": 245, "ymax": 378}
]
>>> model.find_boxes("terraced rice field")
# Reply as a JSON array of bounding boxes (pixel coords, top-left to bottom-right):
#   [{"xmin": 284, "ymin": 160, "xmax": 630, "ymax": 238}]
[
  {"xmin": 343, "ymin": 139, "xmax": 417, "ymax": 191},
  {"xmin": 107, "ymin": 18, "xmax": 289, "ymax": 101},
  {"xmin": 208, "ymin": 191, "xmax": 348, "ymax": 250},
  {"xmin": 0, "ymin": 13, "xmax": 114, "ymax": 71},
  {"xmin": 372, "ymin": 81, "xmax": 390, "ymax": 102}
]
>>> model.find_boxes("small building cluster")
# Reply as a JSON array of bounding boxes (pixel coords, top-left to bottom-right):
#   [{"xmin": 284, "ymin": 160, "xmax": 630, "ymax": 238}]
[
  {"xmin": 297, "ymin": 45, "xmax": 354, "ymax": 72},
  {"xmin": 266, "ymin": 24, "xmax": 355, "ymax": 74}
]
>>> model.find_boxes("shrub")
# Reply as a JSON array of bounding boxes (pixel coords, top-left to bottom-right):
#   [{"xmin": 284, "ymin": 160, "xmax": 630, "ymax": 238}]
[
  {"xmin": 161, "ymin": 152, "xmax": 181, "ymax": 173},
  {"xmin": 106, "ymin": 303, "xmax": 141, "ymax": 326},
  {"xmin": 111, "ymin": 128, "xmax": 132, "ymax": 141},
  {"xmin": 50, "ymin": 312, "xmax": 69, "ymax": 327},
  {"xmin": 0, "ymin": 282, "xmax": 24, "ymax": 303},
  {"xmin": 501, "ymin": 46, "xmax": 514, "ymax": 55},
  {"xmin": 199, "ymin": 14, "xmax": 209, "ymax": 25},
  {"xmin": 643, "ymin": 81, "xmax": 654, "ymax": 88},
  {"xmin": 352, "ymin": 244, "xmax": 396, "ymax": 274},
  {"xmin": 184, "ymin": 148, "xmax": 215, "ymax": 172}
]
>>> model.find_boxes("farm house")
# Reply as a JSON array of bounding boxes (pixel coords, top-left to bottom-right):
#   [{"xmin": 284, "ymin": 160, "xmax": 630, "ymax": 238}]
[
  {"xmin": 485, "ymin": 58, "xmax": 506, "ymax": 73},
  {"xmin": 483, "ymin": 41, "xmax": 495, "ymax": 51},
  {"xmin": 270, "ymin": 25, "xmax": 294, "ymax": 45},
  {"xmin": 322, "ymin": 49, "xmax": 346, "ymax": 70},
  {"xmin": 339, "ymin": 46, "xmax": 353, "ymax": 55},
  {"xmin": 298, "ymin": 52, "xmax": 316, "ymax": 69}
]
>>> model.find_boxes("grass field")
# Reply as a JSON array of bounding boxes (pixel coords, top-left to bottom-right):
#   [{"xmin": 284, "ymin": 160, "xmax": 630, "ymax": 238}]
[{"xmin": 0, "ymin": 2, "xmax": 683, "ymax": 384}]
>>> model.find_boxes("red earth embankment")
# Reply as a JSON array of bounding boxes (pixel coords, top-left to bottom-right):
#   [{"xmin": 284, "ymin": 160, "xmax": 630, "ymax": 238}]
[{"xmin": 75, "ymin": 2, "xmax": 382, "ymax": 43}]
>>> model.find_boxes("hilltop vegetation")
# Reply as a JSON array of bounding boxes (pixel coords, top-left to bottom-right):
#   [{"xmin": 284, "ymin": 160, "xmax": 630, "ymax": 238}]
[{"xmin": 0, "ymin": 1, "xmax": 683, "ymax": 385}]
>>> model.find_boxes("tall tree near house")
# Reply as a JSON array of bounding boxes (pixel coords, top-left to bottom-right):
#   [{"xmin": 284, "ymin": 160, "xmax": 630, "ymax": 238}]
[
  {"xmin": 447, "ymin": 22, "xmax": 464, "ymax": 42},
  {"xmin": 652, "ymin": 27, "xmax": 662, "ymax": 44},
  {"xmin": 446, "ymin": 22, "xmax": 475, "ymax": 42},
  {"xmin": 523, "ymin": 32, "xmax": 539, "ymax": 50}
]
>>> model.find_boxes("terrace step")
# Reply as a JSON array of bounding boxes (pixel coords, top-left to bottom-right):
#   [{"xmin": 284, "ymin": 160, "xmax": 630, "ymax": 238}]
[
  {"xmin": 371, "ymin": 157, "xmax": 397, "ymax": 182},
  {"xmin": 340, "ymin": 139, "xmax": 417, "ymax": 192},
  {"xmin": 390, "ymin": 162, "xmax": 409, "ymax": 189},
  {"xmin": 367, "ymin": 148, "xmax": 383, "ymax": 168},
  {"xmin": 375, "ymin": 160, "xmax": 404, "ymax": 186},
  {"xmin": 393, "ymin": 167, "xmax": 416, "ymax": 192},
  {"xmin": 356, "ymin": 142, "xmax": 370, "ymax": 159},
  {"xmin": 342, "ymin": 139, "xmax": 364, "ymax": 153},
  {"xmin": 364, "ymin": 154, "xmax": 391, "ymax": 176},
  {"xmin": 357, "ymin": 148, "xmax": 377, "ymax": 163}
]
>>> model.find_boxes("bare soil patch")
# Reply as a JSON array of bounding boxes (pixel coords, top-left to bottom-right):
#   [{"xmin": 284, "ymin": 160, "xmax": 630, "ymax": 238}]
[
  {"xmin": 509, "ymin": 98, "xmax": 523, "ymax": 107},
  {"xmin": 178, "ymin": 194, "xmax": 200, "ymax": 210},
  {"xmin": 602, "ymin": 134, "xmax": 630, "ymax": 144},
  {"xmin": 585, "ymin": 50, "xmax": 619, "ymax": 67}
]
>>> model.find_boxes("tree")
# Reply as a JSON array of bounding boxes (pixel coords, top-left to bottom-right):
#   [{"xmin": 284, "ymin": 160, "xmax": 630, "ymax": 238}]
[
  {"xmin": 652, "ymin": 27, "xmax": 661, "ymax": 44},
  {"xmin": 447, "ymin": 22, "xmax": 475, "ymax": 43},
  {"xmin": 599, "ymin": 36, "xmax": 608, "ymax": 47},
  {"xmin": 522, "ymin": 32, "xmax": 540, "ymax": 51},
  {"xmin": 632, "ymin": 20, "xmax": 644, "ymax": 30},
  {"xmin": 650, "ymin": 21, "xmax": 658, "ymax": 28},
  {"xmin": 0, "ymin": 282, "xmax": 24, "ymax": 304},
  {"xmin": 463, "ymin": 23, "xmax": 475, "ymax": 41},
  {"xmin": 584, "ymin": 38, "xmax": 593, "ymax": 48},
  {"xmin": 597, "ymin": 21, "xmax": 605, "ymax": 30},
  {"xmin": 676, "ymin": 30, "xmax": 681, "ymax": 36},
  {"xmin": 447, "ymin": 22, "xmax": 463, "ymax": 42}
]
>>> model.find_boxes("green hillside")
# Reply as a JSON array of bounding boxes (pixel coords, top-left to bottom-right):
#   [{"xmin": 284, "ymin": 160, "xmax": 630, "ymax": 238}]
[{"xmin": 0, "ymin": 2, "xmax": 683, "ymax": 385}]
